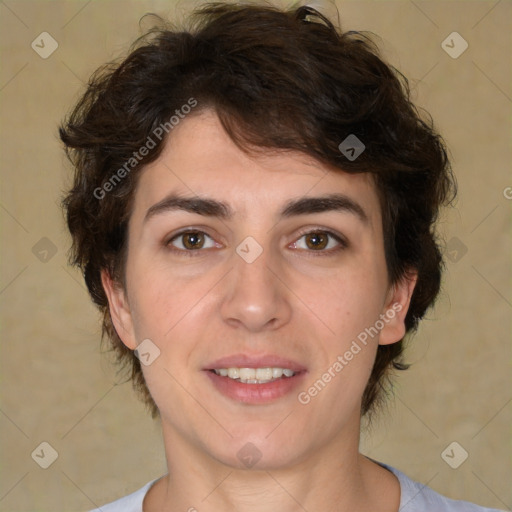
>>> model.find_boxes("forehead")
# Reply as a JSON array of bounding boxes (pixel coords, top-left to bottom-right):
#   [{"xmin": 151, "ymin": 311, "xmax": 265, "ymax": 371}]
[{"xmin": 131, "ymin": 110, "xmax": 381, "ymax": 226}]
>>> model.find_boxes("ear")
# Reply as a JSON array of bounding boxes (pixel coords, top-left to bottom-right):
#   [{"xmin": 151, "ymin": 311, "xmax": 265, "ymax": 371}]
[
  {"xmin": 101, "ymin": 269, "xmax": 137, "ymax": 350},
  {"xmin": 378, "ymin": 270, "xmax": 418, "ymax": 346}
]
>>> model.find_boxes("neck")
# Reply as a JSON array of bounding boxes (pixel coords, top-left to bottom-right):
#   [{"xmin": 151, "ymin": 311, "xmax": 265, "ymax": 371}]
[{"xmin": 145, "ymin": 415, "xmax": 400, "ymax": 512}]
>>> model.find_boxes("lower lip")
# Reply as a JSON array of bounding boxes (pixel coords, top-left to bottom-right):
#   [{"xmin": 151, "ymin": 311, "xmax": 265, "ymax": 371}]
[{"xmin": 205, "ymin": 370, "xmax": 307, "ymax": 404}]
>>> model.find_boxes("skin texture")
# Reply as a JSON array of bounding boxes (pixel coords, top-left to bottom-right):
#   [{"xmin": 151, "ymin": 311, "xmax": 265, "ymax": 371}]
[{"xmin": 102, "ymin": 109, "xmax": 417, "ymax": 512}]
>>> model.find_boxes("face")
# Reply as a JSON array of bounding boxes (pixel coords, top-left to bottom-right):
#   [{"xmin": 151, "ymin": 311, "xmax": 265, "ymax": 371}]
[{"xmin": 103, "ymin": 109, "xmax": 416, "ymax": 471}]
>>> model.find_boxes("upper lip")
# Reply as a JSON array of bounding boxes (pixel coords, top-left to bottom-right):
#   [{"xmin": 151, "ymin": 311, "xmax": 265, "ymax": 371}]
[{"xmin": 204, "ymin": 353, "xmax": 307, "ymax": 372}]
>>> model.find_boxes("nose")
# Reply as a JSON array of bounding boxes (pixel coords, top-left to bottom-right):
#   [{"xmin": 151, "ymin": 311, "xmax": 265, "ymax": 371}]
[{"xmin": 220, "ymin": 242, "xmax": 292, "ymax": 332}]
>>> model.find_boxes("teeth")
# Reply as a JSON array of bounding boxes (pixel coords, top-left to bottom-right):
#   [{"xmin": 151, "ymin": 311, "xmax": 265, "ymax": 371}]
[
  {"xmin": 213, "ymin": 367, "xmax": 297, "ymax": 383},
  {"xmin": 239, "ymin": 368, "xmax": 256, "ymax": 380},
  {"xmin": 272, "ymin": 367, "xmax": 283, "ymax": 378},
  {"xmin": 227, "ymin": 368, "xmax": 239, "ymax": 379},
  {"xmin": 256, "ymin": 368, "xmax": 273, "ymax": 380}
]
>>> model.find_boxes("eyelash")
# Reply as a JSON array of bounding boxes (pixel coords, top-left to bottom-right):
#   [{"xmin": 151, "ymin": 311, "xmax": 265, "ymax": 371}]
[{"xmin": 165, "ymin": 228, "xmax": 348, "ymax": 257}]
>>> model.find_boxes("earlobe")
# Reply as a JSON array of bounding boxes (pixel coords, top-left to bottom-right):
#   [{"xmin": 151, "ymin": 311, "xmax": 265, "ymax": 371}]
[
  {"xmin": 378, "ymin": 270, "xmax": 418, "ymax": 346},
  {"xmin": 100, "ymin": 269, "xmax": 137, "ymax": 350}
]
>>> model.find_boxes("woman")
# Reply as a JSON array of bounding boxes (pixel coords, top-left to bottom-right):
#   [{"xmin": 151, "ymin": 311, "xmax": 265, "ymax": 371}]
[{"xmin": 59, "ymin": 3, "xmax": 504, "ymax": 511}]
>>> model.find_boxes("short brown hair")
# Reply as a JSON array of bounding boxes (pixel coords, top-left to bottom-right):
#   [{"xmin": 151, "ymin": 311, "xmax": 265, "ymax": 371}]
[{"xmin": 59, "ymin": 2, "xmax": 456, "ymax": 418}]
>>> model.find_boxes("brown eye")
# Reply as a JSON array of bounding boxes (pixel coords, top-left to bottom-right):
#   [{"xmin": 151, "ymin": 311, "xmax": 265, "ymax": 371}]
[
  {"xmin": 291, "ymin": 229, "xmax": 347, "ymax": 255},
  {"xmin": 167, "ymin": 231, "xmax": 216, "ymax": 252},
  {"xmin": 182, "ymin": 232, "xmax": 205, "ymax": 250},
  {"xmin": 304, "ymin": 232, "xmax": 329, "ymax": 250}
]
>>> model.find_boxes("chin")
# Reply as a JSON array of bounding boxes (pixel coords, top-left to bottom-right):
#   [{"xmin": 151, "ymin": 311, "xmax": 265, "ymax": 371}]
[{"xmin": 206, "ymin": 430, "xmax": 307, "ymax": 471}]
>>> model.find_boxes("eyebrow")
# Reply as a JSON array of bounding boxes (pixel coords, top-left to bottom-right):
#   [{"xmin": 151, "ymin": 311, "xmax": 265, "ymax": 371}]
[{"xmin": 144, "ymin": 193, "xmax": 369, "ymax": 225}]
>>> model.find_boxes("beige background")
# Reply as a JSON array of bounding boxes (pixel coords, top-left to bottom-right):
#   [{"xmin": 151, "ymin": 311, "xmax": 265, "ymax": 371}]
[{"xmin": 0, "ymin": 0, "xmax": 510, "ymax": 510}]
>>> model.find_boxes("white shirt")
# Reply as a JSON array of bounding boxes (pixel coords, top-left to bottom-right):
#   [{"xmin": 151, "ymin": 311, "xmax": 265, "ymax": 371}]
[{"xmin": 88, "ymin": 463, "xmax": 506, "ymax": 512}]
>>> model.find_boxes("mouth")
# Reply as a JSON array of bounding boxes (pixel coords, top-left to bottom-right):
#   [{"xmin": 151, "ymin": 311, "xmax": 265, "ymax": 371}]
[{"xmin": 203, "ymin": 355, "xmax": 307, "ymax": 404}]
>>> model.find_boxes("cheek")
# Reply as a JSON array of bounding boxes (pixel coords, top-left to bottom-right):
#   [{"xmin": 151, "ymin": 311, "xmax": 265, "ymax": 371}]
[
  {"xmin": 308, "ymin": 264, "xmax": 386, "ymax": 340},
  {"xmin": 126, "ymin": 259, "xmax": 217, "ymax": 351},
  {"xmin": 127, "ymin": 273, "xmax": 207, "ymax": 407},
  {"xmin": 300, "ymin": 273, "xmax": 383, "ymax": 407}
]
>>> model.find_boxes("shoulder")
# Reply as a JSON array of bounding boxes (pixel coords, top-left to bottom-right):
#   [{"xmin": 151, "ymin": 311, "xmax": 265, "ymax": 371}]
[
  {"xmin": 381, "ymin": 463, "xmax": 506, "ymax": 512},
  {"xmin": 87, "ymin": 477, "xmax": 161, "ymax": 512}
]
